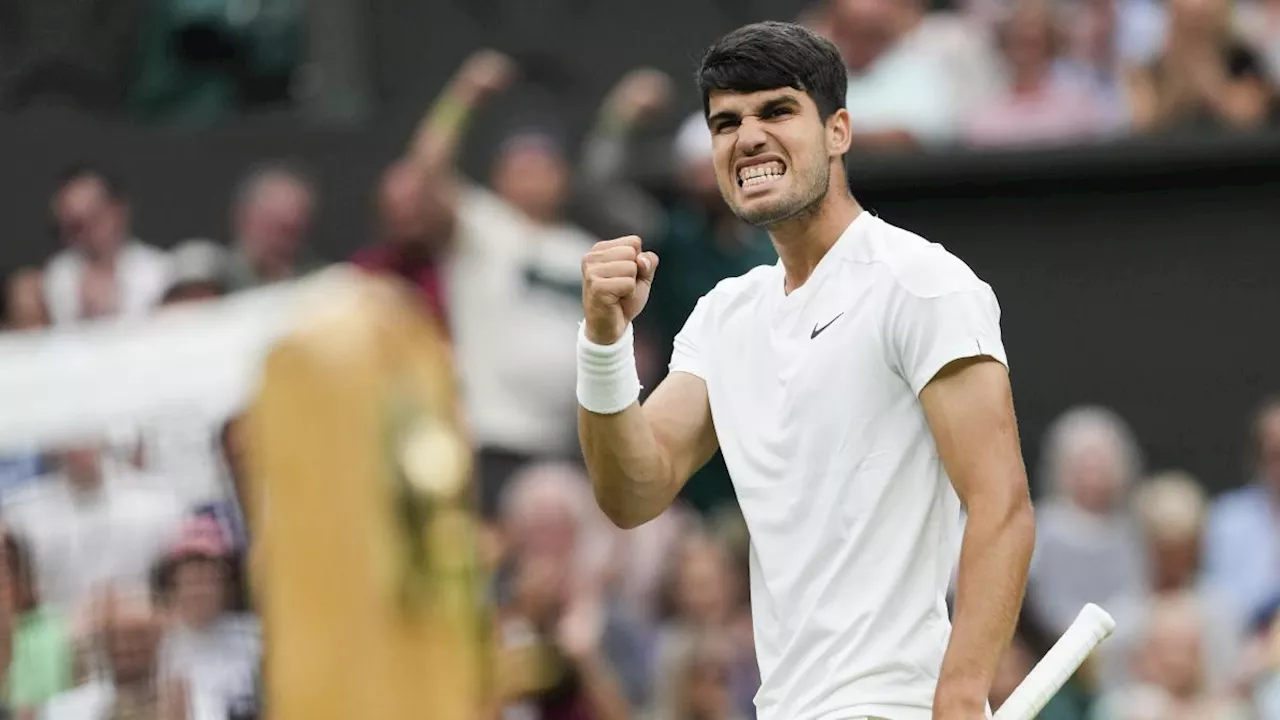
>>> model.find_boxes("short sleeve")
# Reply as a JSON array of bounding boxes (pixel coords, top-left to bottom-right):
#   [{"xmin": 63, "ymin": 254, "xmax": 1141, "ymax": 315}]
[
  {"xmin": 668, "ymin": 295, "xmax": 711, "ymax": 380},
  {"xmin": 887, "ymin": 282, "xmax": 1008, "ymax": 396}
]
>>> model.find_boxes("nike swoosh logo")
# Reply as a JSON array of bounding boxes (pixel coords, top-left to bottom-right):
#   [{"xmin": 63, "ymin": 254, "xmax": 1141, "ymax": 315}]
[{"xmin": 810, "ymin": 312, "xmax": 844, "ymax": 339}]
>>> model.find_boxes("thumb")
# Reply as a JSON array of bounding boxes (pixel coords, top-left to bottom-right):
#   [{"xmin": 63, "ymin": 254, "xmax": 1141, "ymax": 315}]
[{"xmin": 636, "ymin": 251, "xmax": 659, "ymax": 284}]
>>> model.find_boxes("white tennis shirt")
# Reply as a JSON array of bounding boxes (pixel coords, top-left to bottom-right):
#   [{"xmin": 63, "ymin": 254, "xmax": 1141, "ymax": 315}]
[{"xmin": 668, "ymin": 211, "xmax": 1008, "ymax": 720}]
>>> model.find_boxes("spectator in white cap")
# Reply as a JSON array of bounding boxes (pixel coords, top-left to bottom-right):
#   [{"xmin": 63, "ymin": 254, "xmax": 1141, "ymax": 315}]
[{"xmin": 162, "ymin": 239, "xmax": 229, "ymax": 305}]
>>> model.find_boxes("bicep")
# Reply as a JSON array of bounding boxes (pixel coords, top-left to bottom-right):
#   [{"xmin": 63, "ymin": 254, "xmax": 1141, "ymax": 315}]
[
  {"xmin": 641, "ymin": 370, "xmax": 718, "ymax": 489},
  {"xmin": 919, "ymin": 357, "xmax": 1027, "ymax": 509}
]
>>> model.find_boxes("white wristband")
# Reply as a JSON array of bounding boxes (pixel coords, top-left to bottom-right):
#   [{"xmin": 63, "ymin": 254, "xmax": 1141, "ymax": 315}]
[{"xmin": 576, "ymin": 322, "xmax": 642, "ymax": 415}]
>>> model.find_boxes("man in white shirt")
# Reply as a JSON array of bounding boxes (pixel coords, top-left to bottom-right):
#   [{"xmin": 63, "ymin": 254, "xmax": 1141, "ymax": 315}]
[
  {"xmin": 43, "ymin": 166, "xmax": 171, "ymax": 325},
  {"xmin": 576, "ymin": 21, "xmax": 1035, "ymax": 720}
]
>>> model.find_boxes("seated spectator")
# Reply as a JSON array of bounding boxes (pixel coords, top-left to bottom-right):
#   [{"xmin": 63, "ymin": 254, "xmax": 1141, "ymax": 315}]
[
  {"xmin": 889, "ymin": 0, "xmax": 1005, "ymax": 119},
  {"xmin": 2, "ymin": 444, "xmax": 184, "ymax": 621},
  {"xmin": 3, "ymin": 532, "xmax": 76, "ymax": 714},
  {"xmin": 1204, "ymin": 398, "xmax": 1280, "ymax": 623},
  {"xmin": 648, "ymin": 630, "xmax": 746, "ymax": 720},
  {"xmin": 1027, "ymin": 406, "xmax": 1145, "ymax": 636},
  {"xmin": 1058, "ymin": 0, "xmax": 1142, "ymax": 127},
  {"xmin": 831, "ymin": 0, "xmax": 962, "ymax": 148},
  {"xmin": 154, "ymin": 517, "xmax": 260, "ymax": 720},
  {"xmin": 41, "ymin": 590, "xmax": 188, "ymax": 720},
  {"xmin": 1126, "ymin": 0, "xmax": 1270, "ymax": 132},
  {"xmin": 1091, "ymin": 592, "xmax": 1251, "ymax": 720},
  {"xmin": 1100, "ymin": 470, "xmax": 1244, "ymax": 694},
  {"xmin": 223, "ymin": 164, "xmax": 323, "ymax": 292},
  {"xmin": 43, "ymin": 167, "xmax": 170, "ymax": 325},
  {"xmin": 964, "ymin": 0, "xmax": 1118, "ymax": 147}
]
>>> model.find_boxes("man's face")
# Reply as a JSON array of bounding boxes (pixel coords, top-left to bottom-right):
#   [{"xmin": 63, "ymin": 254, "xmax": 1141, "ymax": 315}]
[
  {"xmin": 53, "ymin": 177, "xmax": 127, "ymax": 258},
  {"xmin": 172, "ymin": 558, "xmax": 227, "ymax": 627},
  {"xmin": 238, "ymin": 177, "xmax": 313, "ymax": 265},
  {"xmin": 491, "ymin": 141, "xmax": 569, "ymax": 223},
  {"xmin": 377, "ymin": 161, "xmax": 455, "ymax": 247},
  {"xmin": 707, "ymin": 88, "xmax": 840, "ymax": 228},
  {"xmin": 831, "ymin": 0, "xmax": 898, "ymax": 72}
]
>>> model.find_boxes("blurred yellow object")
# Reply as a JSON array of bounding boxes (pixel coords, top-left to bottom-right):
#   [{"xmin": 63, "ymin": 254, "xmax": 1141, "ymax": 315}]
[{"xmin": 246, "ymin": 271, "xmax": 493, "ymax": 720}]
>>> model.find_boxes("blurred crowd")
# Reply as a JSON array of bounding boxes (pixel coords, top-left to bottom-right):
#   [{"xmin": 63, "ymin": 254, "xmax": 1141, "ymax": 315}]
[
  {"xmin": 4, "ymin": 0, "xmax": 1280, "ymax": 147},
  {"xmin": 0, "ymin": 6, "xmax": 1278, "ymax": 720}
]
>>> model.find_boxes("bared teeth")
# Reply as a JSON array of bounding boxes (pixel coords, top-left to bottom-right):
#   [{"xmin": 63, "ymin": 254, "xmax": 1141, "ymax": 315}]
[{"xmin": 738, "ymin": 161, "xmax": 786, "ymax": 187}]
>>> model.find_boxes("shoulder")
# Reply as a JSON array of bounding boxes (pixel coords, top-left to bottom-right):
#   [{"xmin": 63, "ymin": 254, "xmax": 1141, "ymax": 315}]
[
  {"xmin": 696, "ymin": 263, "xmax": 776, "ymax": 314},
  {"xmin": 862, "ymin": 218, "xmax": 990, "ymax": 300},
  {"xmin": 1208, "ymin": 485, "xmax": 1267, "ymax": 523}
]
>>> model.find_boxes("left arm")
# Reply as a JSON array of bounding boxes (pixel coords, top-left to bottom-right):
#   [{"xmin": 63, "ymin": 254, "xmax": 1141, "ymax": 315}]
[{"xmin": 921, "ymin": 358, "xmax": 1035, "ymax": 719}]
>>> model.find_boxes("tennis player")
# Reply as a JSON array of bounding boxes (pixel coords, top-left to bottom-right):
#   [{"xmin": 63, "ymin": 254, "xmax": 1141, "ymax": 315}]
[{"xmin": 576, "ymin": 20, "xmax": 1035, "ymax": 720}]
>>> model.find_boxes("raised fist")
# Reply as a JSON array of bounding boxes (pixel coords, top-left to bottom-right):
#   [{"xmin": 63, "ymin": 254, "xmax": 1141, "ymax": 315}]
[
  {"xmin": 454, "ymin": 49, "xmax": 515, "ymax": 102},
  {"xmin": 604, "ymin": 68, "xmax": 673, "ymax": 125},
  {"xmin": 581, "ymin": 236, "xmax": 658, "ymax": 345}
]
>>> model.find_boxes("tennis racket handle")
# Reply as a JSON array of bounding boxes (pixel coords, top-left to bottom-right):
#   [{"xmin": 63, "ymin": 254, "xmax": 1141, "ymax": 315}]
[{"xmin": 992, "ymin": 603, "xmax": 1116, "ymax": 720}]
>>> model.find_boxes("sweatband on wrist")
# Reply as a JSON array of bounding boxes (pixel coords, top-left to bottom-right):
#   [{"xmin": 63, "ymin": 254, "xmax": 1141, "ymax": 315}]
[{"xmin": 576, "ymin": 322, "xmax": 642, "ymax": 415}]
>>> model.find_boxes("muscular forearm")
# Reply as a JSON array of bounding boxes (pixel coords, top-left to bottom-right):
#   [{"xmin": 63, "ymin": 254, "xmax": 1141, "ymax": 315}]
[
  {"xmin": 406, "ymin": 82, "xmax": 480, "ymax": 177},
  {"xmin": 578, "ymin": 405, "xmax": 681, "ymax": 529},
  {"xmin": 936, "ymin": 501, "xmax": 1035, "ymax": 715}
]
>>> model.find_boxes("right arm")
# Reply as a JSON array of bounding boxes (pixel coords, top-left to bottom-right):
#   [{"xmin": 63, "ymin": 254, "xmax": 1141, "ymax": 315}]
[
  {"xmin": 579, "ymin": 371, "xmax": 717, "ymax": 529},
  {"xmin": 577, "ymin": 236, "xmax": 718, "ymax": 529}
]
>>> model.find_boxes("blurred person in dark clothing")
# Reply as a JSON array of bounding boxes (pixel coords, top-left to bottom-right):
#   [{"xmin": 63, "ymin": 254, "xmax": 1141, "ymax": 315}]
[
  {"xmin": 648, "ymin": 630, "xmax": 747, "ymax": 720},
  {"xmin": 224, "ymin": 164, "xmax": 322, "ymax": 292},
  {"xmin": 0, "ymin": 270, "xmax": 50, "ymax": 501},
  {"xmin": 499, "ymin": 551, "xmax": 630, "ymax": 720},
  {"xmin": 1027, "ymin": 406, "xmax": 1145, "ymax": 636},
  {"xmin": 498, "ymin": 464, "xmax": 652, "ymax": 709},
  {"xmin": 1125, "ymin": 0, "xmax": 1270, "ymax": 132},
  {"xmin": 43, "ymin": 167, "xmax": 170, "ymax": 325},
  {"xmin": 651, "ymin": 530, "xmax": 758, "ymax": 720},
  {"xmin": 964, "ymin": 0, "xmax": 1118, "ymax": 147},
  {"xmin": 1204, "ymin": 398, "xmax": 1280, "ymax": 624}
]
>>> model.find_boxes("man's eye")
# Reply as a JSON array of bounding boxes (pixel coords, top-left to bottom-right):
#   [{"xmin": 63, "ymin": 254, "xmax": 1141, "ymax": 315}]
[
  {"xmin": 764, "ymin": 107, "xmax": 793, "ymax": 119},
  {"xmin": 714, "ymin": 120, "xmax": 740, "ymax": 134}
]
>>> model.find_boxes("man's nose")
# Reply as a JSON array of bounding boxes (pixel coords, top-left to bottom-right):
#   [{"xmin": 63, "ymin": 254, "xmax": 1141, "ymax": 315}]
[{"xmin": 735, "ymin": 116, "xmax": 769, "ymax": 155}]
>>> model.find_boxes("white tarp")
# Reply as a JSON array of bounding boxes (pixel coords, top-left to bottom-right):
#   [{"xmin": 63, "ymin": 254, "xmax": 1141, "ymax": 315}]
[{"xmin": 0, "ymin": 269, "xmax": 347, "ymax": 454}]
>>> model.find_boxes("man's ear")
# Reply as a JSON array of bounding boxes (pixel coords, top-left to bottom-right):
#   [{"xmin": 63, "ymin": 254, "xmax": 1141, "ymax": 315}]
[{"xmin": 828, "ymin": 108, "xmax": 853, "ymax": 156}]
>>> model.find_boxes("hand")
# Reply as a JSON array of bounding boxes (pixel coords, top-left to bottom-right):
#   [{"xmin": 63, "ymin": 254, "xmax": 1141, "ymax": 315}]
[
  {"xmin": 581, "ymin": 236, "xmax": 659, "ymax": 345},
  {"xmin": 454, "ymin": 49, "xmax": 515, "ymax": 103},
  {"xmin": 556, "ymin": 595, "xmax": 605, "ymax": 662},
  {"xmin": 603, "ymin": 68, "xmax": 673, "ymax": 126}
]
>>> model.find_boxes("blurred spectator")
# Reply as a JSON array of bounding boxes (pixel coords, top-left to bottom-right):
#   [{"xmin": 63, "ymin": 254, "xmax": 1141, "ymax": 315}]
[
  {"xmin": 42, "ymin": 591, "xmax": 188, "ymax": 720},
  {"xmin": 830, "ymin": 0, "xmax": 961, "ymax": 148},
  {"xmin": 651, "ymin": 531, "xmax": 757, "ymax": 720},
  {"xmin": 498, "ymin": 463, "xmax": 651, "ymax": 708},
  {"xmin": 3, "ymin": 532, "xmax": 76, "ymax": 714},
  {"xmin": 1126, "ymin": 0, "xmax": 1271, "ymax": 132},
  {"xmin": 385, "ymin": 51, "xmax": 600, "ymax": 515},
  {"xmin": 43, "ymin": 167, "xmax": 170, "ymax": 325},
  {"xmin": 1234, "ymin": 0, "xmax": 1280, "ymax": 81},
  {"xmin": 964, "ymin": 0, "xmax": 1117, "ymax": 148},
  {"xmin": 1, "ymin": 444, "xmax": 184, "ymax": 620},
  {"xmin": 1100, "ymin": 470, "xmax": 1244, "ymax": 694},
  {"xmin": 1091, "ymin": 592, "xmax": 1250, "ymax": 720},
  {"xmin": 0, "ymin": 270, "xmax": 50, "ymax": 501},
  {"xmin": 648, "ymin": 630, "xmax": 746, "ymax": 720},
  {"xmin": 1204, "ymin": 397, "xmax": 1280, "ymax": 622},
  {"xmin": 889, "ymin": 0, "xmax": 1005, "ymax": 119},
  {"xmin": 224, "ymin": 164, "xmax": 321, "ymax": 292},
  {"xmin": 129, "ymin": 239, "xmax": 238, "ymax": 512},
  {"xmin": 154, "ymin": 517, "xmax": 259, "ymax": 720},
  {"xmin": 1027, "ymin": 406, "xmax": 1145, "ymax": 636}
]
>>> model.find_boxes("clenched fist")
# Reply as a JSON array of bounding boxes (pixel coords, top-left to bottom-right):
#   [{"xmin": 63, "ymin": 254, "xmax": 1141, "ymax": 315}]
[{"xmin": 581, "ymin": 236, "xmax": 659, "ymax": 345}]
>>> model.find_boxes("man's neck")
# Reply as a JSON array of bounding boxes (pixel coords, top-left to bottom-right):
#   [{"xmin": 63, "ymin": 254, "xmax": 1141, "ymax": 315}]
[{"xmin": 770, "ymin": 190, "xmax": 862, "ymax": 295}]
